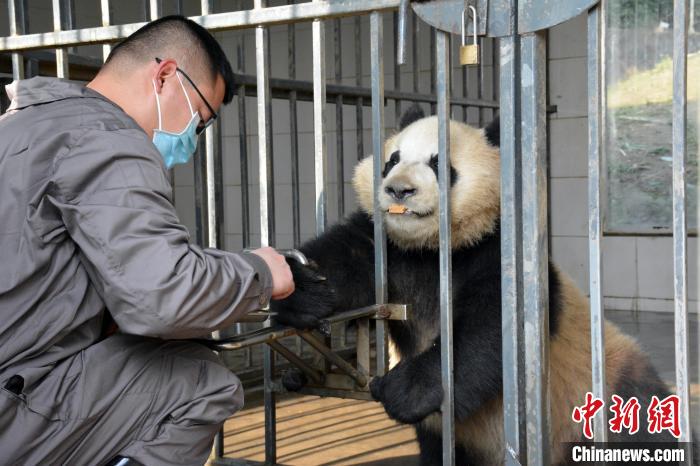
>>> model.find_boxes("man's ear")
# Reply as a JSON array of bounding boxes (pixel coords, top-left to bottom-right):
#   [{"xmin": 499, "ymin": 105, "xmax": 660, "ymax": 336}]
[{"xmin": 153, "ymin": 59, "xmax": 178, "ymax": 92}]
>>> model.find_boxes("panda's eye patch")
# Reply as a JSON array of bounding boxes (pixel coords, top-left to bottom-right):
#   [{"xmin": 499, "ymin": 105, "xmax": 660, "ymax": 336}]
[
  {"xmin": 429, "ymin": 154, "xmax": 438, "ymax": 169},
  {"xmin": 428, "ymin": 153, "xmax": 459, "ymax": 186},
  {"xmin": 382, "ymin": 151, "xmax": 401, "ymax": 177}
]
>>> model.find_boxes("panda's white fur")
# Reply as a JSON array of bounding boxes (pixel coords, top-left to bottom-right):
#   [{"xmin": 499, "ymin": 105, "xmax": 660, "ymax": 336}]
[{"xmin": 353, "ymin": 116, "xmax": 500, "ymax": 250}]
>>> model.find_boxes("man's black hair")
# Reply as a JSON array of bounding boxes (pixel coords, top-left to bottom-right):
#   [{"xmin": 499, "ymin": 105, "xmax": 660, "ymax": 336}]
[{"xmin": 106, "ymin": 15, "xmax": 235, "ymax": 104}]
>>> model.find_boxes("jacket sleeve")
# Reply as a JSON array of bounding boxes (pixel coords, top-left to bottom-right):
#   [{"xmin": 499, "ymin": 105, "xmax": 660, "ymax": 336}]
[{"xmin": 52, "ymin": 127, "xmax": 273, "ymax": 339}]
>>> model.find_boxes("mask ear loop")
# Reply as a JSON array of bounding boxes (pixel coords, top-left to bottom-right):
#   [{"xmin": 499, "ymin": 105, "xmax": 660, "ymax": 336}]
[
  {"xmin": 152, "ymin": 79, "xmax": 163, "ymax": 130},
  {"xmin": 175, "ymin": 72, "xmax": 197, "ymax": 118}
]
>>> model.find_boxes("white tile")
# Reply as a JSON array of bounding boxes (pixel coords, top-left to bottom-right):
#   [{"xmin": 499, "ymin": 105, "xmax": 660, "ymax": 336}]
[
  {"xmin": 548, "ymin": 13, "xmax": 587, "ymax": 60},
  {"xmin": 550, "ymin": 178, "xmax": 588, "ymax": 237},
  {"xmin": 550, "ymin": 117, "xmax": 588, "ymax": 178},
  {"xmin": 550, "ymin": 236, "xmax": 589, "ymax": 291},
  {"xmin": 223, "ymin": 185, "xmax": 244, "ymax": 235},
  {"xmin": 273, "ymin": 184, "xmax": 294, "ymax": 236},
  {"xmin": 548, "ymin": 57, "xmax": 588, "ymax": 119},
  {"xmin": 636, "ymin": 237, "xmax": 674, "ymax": 300},
  {"xmin": 602, "ymin": 236, "xmax": 638, "ymax": 298},
  {"xmin": 604, "ymin": 297, "xmax": 635, "ymax": 312},
  {"xmin": 222, "ymin": 137, "xmax": 242, "ymax": 186},
  {"xmin": 224, "ymin": 234, "xmax": 244, "ymax": 252}
]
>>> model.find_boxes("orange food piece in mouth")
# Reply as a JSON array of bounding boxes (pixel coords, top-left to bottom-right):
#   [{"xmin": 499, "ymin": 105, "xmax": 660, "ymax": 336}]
[{"xmin": 388, "ymin": 204, "xmax": 408, "ymax": 214}]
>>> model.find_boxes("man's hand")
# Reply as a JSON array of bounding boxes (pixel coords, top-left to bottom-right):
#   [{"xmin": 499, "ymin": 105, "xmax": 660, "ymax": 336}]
[{"xmin": 251, "ymin": 247, "xmax": 295, "ymax": 300}]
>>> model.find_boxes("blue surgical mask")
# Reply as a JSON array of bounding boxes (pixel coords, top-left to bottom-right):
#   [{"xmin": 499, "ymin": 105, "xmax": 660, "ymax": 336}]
[{"xmin": 152, "ymin": 73, "xmax": 201, "ymax": 169}]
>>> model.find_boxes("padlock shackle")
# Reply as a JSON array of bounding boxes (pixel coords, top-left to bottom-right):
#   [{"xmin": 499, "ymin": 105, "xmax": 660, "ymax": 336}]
[{"xmin": 461, "ymin": 4, "xmax": 478, "ymax": 46}]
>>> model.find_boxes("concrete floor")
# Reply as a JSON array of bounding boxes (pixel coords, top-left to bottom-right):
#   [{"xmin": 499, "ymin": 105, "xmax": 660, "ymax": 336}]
[{"xmin": 218, "ymin": 310, "xmax": 699, "ymax": 465}]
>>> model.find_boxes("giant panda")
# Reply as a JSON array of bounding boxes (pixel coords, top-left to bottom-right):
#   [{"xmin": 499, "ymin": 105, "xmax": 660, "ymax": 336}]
[{"xmin": 271, "ymin": 106, "xmax": 684, "ymax": 465}]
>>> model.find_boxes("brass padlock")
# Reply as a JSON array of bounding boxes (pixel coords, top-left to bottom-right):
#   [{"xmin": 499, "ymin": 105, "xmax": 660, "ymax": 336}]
[{"xmin": 460, "ymin": 5, "xmax": 479, "ymax": 66}]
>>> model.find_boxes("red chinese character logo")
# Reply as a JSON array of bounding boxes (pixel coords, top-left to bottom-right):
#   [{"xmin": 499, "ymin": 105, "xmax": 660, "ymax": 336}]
[
  {"xmin": 609, "ymin": 394, "xmax": 640, "ymax": 434},
  {"xmin": 647, "ymin": 394, "xmax": 681, "ymax": 438},
  {"xmin": 572, "ymin": 392, "xmax": 605, "ymax": 440}
]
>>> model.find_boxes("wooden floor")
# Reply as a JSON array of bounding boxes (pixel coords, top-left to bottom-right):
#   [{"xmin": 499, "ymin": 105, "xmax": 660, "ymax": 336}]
[
  {"xmin": 216, "ymin": 310, "xmax": 700, "ymax": 465},
  {"xmin": 220, "ymin": 394, "xmax": 420, "ymax": 465}
]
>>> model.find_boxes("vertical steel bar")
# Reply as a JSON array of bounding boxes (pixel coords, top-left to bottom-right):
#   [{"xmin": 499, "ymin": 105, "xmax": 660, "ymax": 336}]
[
  {"xmin": 334, "ymin": 18, "xmax": 345, "ymax": 219},
  {"xmin": 201, "ymin": 0, "xmax": 212, "ymax": 15},
  {"xmin": 500, "ymin": 11, "xmax": 525, "ymax": 466},
  {"xmin": 430, "ymin": 28, "xmax": 436, "ymax": 114},
  {"xmin": 396, "ymin": 0, "xmax": 409, "ymax": 65},
  {"xmin": 313, "ymin": 1, "xmax": 328, "ymax": 236},
  {"xmin": 672, "ymin": 0, "xmax": 693, "ymax": 455},
  {"xmin": 436, "ymin": 29, "xmax": 455, "ymax": 466},
  {"xmin": 371, "ymin": 12, "xmax": 389, "ymax": 376},
  {"xmin": 355, "ymin": 16, "xmax": 364, "ymax": 161},
  {"xmin": 254, "ymin": 1, "xmax": 275, "ymax": 462},
  {"xmin": 205, "ymin": 124, "xmax": 219, "ymax": 248},
  {"xmin": 333, "ymin": 16, "xmax": 346, "ymax": 348},
  {"xmin": 288, "ymin": 2, "xmax": 301, "ymax": 249},
  {"xmin": 52, "ymin": 0, "xmax": 69, "ymax": 78},
  {"xmin": 194, "ymin": 139, "xmax": 207, "ymax": 247},
  {"xmin": 520, "ymin": 32, "xmax": 550, "ymax": 466},
  {"xmin": 8, "ymin": 0, "xmax": 26, "ymax": 80},
  {"xmin": 149, "ymin": 0, "xmax": 161, "ymax": 20},
  {"xmin": 393, "ymin": 12, "xmax": 402, "ymax": 124},
  {"xmin": 478, "ymin": 35, "xmax": 484, "ymax": 127},
  {"xmin": 587, "ymin": 4, "xmax": 608, "ymax": 444},
  {"xmin": 412, "ymin": 10, "xmax": 419, "ymax": 95},
  {"xmin": 237, "ymin": 44, "xmax": 251, "ymax": 250},
  {"xmin": 100, "ymin": 0, "xmax": 112, "ymax": 61}
]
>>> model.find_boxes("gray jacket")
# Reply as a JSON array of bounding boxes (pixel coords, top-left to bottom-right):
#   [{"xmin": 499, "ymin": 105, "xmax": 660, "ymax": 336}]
[{"xmin": 0, "ymin": 77, "xmax": 271, "ymax": 389}]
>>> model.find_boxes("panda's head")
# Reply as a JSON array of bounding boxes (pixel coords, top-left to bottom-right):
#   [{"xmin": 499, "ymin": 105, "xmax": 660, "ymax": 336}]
[{"xmin": 352, "ymin": 106, "xmax": 501, "ymax": 250}]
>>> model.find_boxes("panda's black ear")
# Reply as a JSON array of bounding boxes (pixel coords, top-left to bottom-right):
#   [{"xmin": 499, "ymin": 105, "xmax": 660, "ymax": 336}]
[
  {"xmin": 399, "ymin": 104, "xmax": 426, "ymax": 131},
  {"xmin": 484, "ymin": 116, "xmax": 500, "ymax": 147}
]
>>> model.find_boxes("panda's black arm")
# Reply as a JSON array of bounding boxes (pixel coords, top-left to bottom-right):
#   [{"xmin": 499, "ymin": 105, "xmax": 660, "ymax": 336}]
[
  {"xmin": 271, "ymin": 211, "xmax": 378, "ymax": 328},
  {"xmin": 370, "ymin": 297, "xmax": 502, "ymax": 425}
]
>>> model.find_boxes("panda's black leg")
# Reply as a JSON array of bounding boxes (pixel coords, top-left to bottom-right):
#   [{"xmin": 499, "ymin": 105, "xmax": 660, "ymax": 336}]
[{"xmin": 414, "ymin": 424, "xmax": 442, "ymax": 466}]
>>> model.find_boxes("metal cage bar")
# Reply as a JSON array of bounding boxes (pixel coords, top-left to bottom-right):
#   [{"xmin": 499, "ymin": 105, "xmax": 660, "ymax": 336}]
[
  {"xmin": 672, "ymin": 0, "xmax": 693, "ymax": 454},
  {"xmin": 253, "ymin": 0, "xmax": 276, "ymax": 462},
  {"xmin": 313, "ymin": 1, "xmax": 328, "ymax": 236},
  {"xmin": 520, "ymin": 31, "xmax": 550, "ymax": 466},
  {"xmin": 436, "ymin": 29, "xmax": 455, "ymax": 466},
  {"xmin": 587, "ymin": 3, "xmax": 607, "ymax": 444},
  {"xmin": 0, "ymin": 0, "xmax": 404, "ymax": 52},
  {"xmin": 8, "ymin": 0, "xmax": 26, "ymax": 80},
  {"xmin": 100, "ymin": 0, "xmax": 111, "ymax": 62},
  {"xmin": 500, "ymin": 7, "xmax": 525, "ymax": 465},
  {"xmin": 52, "ymin": 0, "xmax": 69, "ymax": 78},
  {"xmin": 370, "ymin": 11, "xmax": 389, "ymax": 376}
]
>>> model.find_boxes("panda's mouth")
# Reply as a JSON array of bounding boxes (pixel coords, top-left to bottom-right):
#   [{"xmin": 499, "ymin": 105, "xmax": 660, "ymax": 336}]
[{"xmin": 386, "ymin": 206, "xmax": 433, "ymax": 218}]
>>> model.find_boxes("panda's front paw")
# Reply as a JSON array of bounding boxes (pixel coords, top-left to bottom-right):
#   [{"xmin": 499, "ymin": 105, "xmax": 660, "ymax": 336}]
[
  {"xmin": 370, "ymin": 362, "xmax": 443, "ymax": 424},
  {"xmin": 270, "ymin": 259, "xmax": 336, "ymax": 330}
]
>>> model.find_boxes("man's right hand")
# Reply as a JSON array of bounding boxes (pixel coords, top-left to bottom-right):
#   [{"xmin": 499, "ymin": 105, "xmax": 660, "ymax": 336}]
[{"xmin": 250, "ymin": 247, "xmax": 295, "ymax": 300}]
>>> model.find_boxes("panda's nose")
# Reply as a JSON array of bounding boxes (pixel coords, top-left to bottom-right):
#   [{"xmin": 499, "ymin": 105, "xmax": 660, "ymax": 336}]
[{"xmin": 385, "ymin": 185, "xmax": 417, "ymax": 201}]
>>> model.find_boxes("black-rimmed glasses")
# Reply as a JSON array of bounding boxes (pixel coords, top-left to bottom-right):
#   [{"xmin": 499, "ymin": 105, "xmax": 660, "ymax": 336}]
[{"xmin": 155, "ymin": 57, "xmax": 218, "ymax": 135}]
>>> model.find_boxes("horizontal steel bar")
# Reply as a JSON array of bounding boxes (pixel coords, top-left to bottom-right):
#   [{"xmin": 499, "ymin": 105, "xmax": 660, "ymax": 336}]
[
  {"xmin": 267, "ymin": 340, "xmax": 324, "ymax": 385},
  {"xmin": 320, "ymin": 303, "xmax": 410, "ymax": 325},
  {"xmin": 299, "ymin": 332, "xmax": 368, "ymax": 387},
  {"xmin": 0, "ymin": 0, "xmax": 402, "ymax": 52},
  {"xmin": 286, "ymin": 385, "xmax": 375, "ymax": 401},
  {"xmin": 200, "ymin": 327, "xmax": 299, "ymax": 351},
  {"xmin": 233, "ymin": 73, "xmax": 500, "ymax": 109}
]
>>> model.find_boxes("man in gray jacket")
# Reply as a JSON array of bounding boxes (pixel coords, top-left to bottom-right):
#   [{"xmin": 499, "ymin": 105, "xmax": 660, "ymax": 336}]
[{"xmin": 0, "ymin": 15, "xmax": 294, "ymax": 466}]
